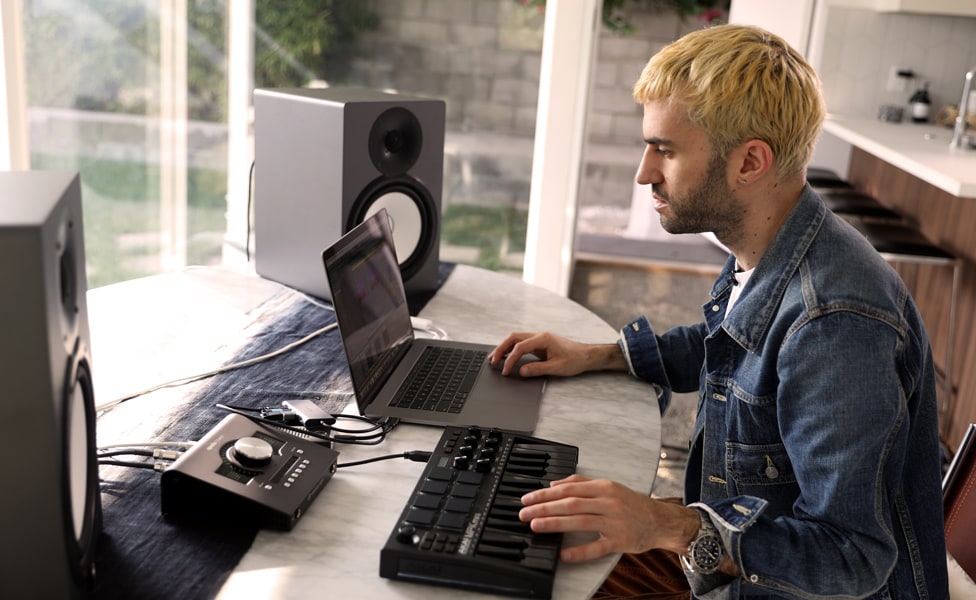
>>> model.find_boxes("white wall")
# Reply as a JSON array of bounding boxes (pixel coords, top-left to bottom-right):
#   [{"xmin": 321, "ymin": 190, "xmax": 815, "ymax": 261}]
[{"xmin": 728, "ymin": 0, "xmax": 817, "ymax": 54}]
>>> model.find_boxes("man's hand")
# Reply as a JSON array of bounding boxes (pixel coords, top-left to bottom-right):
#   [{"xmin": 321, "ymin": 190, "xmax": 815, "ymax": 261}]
[
  {"xmin": 488, "ymin": 332, "xmax": 627, "ymax": 378},
  {"xmin": 518, "ymin": 474, "xmax": 701, "ymax": 563}
]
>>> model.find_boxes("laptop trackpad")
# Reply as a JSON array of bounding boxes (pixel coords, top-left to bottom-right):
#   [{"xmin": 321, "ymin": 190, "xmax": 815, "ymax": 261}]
[{"xmin": 462, "ymin": 357, "xmax": 545, "ymax": 432}]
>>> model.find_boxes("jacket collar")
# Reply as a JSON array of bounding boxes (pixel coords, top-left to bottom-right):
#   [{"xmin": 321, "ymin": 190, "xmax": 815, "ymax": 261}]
[{"xmin": 710, "ymin": 185, "xmax": 826, "ymax": 351}]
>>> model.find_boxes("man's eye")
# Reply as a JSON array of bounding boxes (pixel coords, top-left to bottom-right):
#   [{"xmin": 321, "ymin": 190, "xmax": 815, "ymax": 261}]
[{"xmin": 655, "ymin": 146, "xmax": 672, "ymax": 156}]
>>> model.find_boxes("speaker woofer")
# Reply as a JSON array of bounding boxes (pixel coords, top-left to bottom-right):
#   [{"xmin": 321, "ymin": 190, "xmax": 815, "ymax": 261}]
[
  {"xmin": 62, "ymin": 340, "xmax": 100, "ymax": 589},
  {"xmin": 368, "ymin": 107, "xmax": 423, "ymax": 176},
  {"xmin": 349, "ymin": 176, "xmax": 438, "ymax": 284}
]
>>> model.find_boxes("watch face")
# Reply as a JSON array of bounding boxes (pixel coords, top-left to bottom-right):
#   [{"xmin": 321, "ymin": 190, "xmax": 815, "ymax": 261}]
[{"xmin": 692, "ymin": 533, "xmax": 723, "ymax": 571}]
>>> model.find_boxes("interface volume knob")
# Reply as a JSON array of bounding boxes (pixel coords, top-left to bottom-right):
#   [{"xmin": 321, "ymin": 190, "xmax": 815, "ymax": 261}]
[{"xmin": 232, "ymin": 436, "xmax": 274, "ymax": 468}]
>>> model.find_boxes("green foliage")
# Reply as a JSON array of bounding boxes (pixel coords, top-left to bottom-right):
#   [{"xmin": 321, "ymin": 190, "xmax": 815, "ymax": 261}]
[
  {"xmin": 32, "ymin": 152, "xmax": 227, "ymax": 287},
  {"xmin": 254, "ymin": 1, "xmax": 379, "ymax": 88},
  {"xmin": 24, "ymin": 1, "xmax": 155, "ymax": 113},
  {"xmin": 23, "ymin": 1, "xmax": 379, "ymax": 121},
  {"xmin": 517, "ymin": 0, "xmax": 730, "ymax": 34},
  {"xmin": 441, "ymin": 204, "xmax": 528, "ymax": 272}
]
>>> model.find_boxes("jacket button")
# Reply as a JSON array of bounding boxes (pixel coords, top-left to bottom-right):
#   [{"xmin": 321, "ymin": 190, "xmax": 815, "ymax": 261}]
[{"xmin": 711, "ymin": 304, "xmax": 720, "ymax": 312}]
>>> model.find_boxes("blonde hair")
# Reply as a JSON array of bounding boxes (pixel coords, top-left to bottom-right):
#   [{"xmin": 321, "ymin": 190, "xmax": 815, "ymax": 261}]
[{"xmin": 633, "ymin": 24, "xmax": 825, "ymax": 180}]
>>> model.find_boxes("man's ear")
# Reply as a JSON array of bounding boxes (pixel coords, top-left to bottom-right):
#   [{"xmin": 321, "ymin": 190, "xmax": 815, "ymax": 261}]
[{"xmin": 730, "ymin": 139, "xmax": 774, "ymax": 186}]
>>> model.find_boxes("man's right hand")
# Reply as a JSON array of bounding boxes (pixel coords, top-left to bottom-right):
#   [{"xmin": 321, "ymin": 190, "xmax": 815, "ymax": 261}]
[{"xmin": 488, "ymin": 332, "xmax": 627, "ymax": 378}]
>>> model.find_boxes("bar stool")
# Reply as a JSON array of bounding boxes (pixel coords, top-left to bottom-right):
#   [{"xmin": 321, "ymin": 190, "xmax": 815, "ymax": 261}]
[
  {"xmin": 848, "ymin": 218, "xmax": 961, "ymax": 410},
  {"xmin": 819, "ymin": 189, "xmax": 903, "ymax": 221},
  {"xmin": 806, "ymin": 169, "xmax": 901, "ymax": 220},
  {"xmin": 807, "ymin": 167, "xmax": 854, "ymax": 190}
]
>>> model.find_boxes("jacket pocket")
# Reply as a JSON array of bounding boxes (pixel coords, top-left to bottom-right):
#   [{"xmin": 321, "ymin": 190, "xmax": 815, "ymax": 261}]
[{"xmin": 726, "ymin": 442, "xmax": 800, "ymax": 513}]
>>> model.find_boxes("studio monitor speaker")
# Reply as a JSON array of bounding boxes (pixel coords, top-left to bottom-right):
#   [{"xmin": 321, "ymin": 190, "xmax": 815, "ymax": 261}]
[
  {"xmin": 0, "ymin": 172, "xmax": 101, "ymax": 598},
  {"xmin": 253, "ymin": 87, "xmax": 444, "ymax": 300}
]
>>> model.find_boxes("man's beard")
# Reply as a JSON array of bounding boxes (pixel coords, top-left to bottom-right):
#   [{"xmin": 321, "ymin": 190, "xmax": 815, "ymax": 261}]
[{"xmin": 657, "ymin": 153, "xmax": 745, "ymax": 242}]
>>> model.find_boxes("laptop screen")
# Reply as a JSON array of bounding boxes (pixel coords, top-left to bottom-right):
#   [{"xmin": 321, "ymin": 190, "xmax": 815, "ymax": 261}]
[{"xmin": 323, "ymin": 210, "xmax": 413, "ymax": 413}]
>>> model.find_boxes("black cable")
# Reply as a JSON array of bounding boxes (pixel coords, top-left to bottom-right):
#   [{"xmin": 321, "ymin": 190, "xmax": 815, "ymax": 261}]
[
  {"xmin": 246, "ymin": 159, "xmax": 255, "ymax": 262},
  {"xmin": 337, "ymin": 450, "xmax": 432, "ymax": 469},
  {"xmin": 215, "ymin": 403, "xmax": 398, "ymax": 446},
  {"xmin": 97, "ymin": 449, "xmax": 154, "ymax": 458}
]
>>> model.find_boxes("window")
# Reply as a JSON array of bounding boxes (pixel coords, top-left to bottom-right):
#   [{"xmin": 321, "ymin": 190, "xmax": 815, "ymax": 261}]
[
  {"xmin": 12, "ymin": 0, "xmax": 553, "ymax": 290},
  {"xmin": 20, "ymin": 0, "xmax": 228, "ymax": 288}
]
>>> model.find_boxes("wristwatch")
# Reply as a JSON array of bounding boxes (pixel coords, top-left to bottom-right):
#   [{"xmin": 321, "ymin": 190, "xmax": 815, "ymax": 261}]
[{"xmin": 681, "ymin": 508, "xmax": 724, "ymax": 574}]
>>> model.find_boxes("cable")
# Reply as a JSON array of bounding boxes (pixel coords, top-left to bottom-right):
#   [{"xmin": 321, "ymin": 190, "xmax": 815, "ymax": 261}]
[
  {"xmin": 95, "ymin": 321, "xmax": 338, "ymax": 414},
  {"xmin": 98, "ymin": 459, "xmax": 171, "ymax": 472},
  {"xmin": 98, "ymin": 449, "xmax": 153, "ymax": 458},
  {"xmin": 298, "ymin": 290, "xmax": 335, "ymax": 312},
  {"xmin": 98, "ymin": 441, "xmax": 196, "ymax": 451},
  {"xmin": 246, "ymin": 159, "xmax": 255, "ymax": 263},
  {"xmin": 337, "ymin": 450, "xmax": 433, "ymax": 469},
  {"xmin": 98, "ymin": 447, "xmax": 186, "ymax": 461},
  {"xmin": 410, "ymin": 316, "xmax": 448, "ymax": 340},
  {"xmin": 215, "ymin": 403, "xmax": 398, "ymax": 446}
]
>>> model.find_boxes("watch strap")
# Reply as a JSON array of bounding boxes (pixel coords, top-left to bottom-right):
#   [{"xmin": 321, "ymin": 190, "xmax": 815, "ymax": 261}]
[{"xmin": 681, "ymin": 508, "xmax": 724, "ymax": 575}]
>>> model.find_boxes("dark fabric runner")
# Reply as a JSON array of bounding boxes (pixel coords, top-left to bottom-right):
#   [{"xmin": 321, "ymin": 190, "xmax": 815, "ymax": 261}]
[{"xmin": 91, "ymin": 264, "xmax": 453, "ymax": 599}]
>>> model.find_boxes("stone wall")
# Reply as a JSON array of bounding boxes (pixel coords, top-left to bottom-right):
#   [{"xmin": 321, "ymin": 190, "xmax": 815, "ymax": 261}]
[{"xmin": 350, "ymin": 0, "xmax": 708, "ymax": 232}]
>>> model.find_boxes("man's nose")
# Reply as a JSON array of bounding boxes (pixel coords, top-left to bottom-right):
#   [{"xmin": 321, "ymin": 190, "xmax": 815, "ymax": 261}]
[{"xmin": 635, "ymin": 147, "xmax": 662, "ymax": 186}]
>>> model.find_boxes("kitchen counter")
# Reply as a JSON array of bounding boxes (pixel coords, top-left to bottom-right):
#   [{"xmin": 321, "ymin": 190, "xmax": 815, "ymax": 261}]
[{"xmin": 824, "ymin": 115, "xmax": 976, "ymax": 198}]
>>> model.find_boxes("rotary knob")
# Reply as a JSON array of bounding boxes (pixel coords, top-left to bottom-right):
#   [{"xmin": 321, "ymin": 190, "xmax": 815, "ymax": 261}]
[
  {"xmin": 232, "ymin": 436, "xmax": 273, "ymax": 468},
  {"xmin": 397, "ymin": 525, "xmax": 419, "ymax": 545}
]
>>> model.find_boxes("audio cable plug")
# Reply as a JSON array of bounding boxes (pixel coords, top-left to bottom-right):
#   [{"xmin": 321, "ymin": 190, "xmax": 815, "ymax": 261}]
[
  {"xmin": 152, "ymin": 448, "xmax": 184, "ymax": 461},
  {"xmin": 260, "ymin": 406, "xmax": 301, "ymax": 423},
  {"xmin": 403, "ymin": 451, "xmax": 433, "ymax": 463}
]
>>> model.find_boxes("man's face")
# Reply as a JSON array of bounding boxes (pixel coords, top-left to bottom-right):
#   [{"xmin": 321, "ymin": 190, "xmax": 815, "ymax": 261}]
[{"xmin": 636, "ymin": 100, "xmax": 744, "ymax": 239}]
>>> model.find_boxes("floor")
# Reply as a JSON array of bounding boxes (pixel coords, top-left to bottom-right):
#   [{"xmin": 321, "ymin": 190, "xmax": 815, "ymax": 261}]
[{"xmin": 567, "ymin": 253, "xmax": 722, "ymax": 499}]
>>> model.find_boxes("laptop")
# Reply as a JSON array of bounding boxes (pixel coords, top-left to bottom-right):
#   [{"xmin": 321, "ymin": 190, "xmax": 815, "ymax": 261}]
[{"xmin": 321, "ymin": 209, "xmax": 545, "ymax": 432}]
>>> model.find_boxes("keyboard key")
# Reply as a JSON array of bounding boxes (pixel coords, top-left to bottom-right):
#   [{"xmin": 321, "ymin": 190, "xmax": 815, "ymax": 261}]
[{"xmin": 388, "ymin": 347, "xmax": 488, "ymax": 412}]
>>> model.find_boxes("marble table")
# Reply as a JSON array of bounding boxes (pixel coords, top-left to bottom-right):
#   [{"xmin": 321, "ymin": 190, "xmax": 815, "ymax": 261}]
[{"xmin": 89, "ymin": 264, "xmax": 661, "ymax": 600}]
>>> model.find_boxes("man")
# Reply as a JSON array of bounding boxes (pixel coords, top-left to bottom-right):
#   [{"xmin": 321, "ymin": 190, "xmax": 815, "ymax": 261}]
[{"xmin": 489, "ymin": 24, "xmax": 948, "ymax": 599}]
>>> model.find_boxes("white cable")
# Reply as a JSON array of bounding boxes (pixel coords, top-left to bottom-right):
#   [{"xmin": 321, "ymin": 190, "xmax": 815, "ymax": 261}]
[
  {"xmin": 297, "ymin": 291, "xmax": 335, "ymax": 312},
  {"xmin": 97, "ymin": 441, "xmax": 196, "ymax": 451},
  {"xmin": 410, "ymin": 316, "xmax": 448, "ymax": 340},
  {"xmin": 152, "ymin": 448, "xmax": 184, "ymax": 461},
  {"xmin": 95, "ymin": 321, "xmax": 338, "ymax": 414}
]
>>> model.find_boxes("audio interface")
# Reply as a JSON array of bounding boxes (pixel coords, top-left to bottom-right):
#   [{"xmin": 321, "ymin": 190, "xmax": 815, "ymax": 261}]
[{"xmin": 161, "ymin": 413, "xmax": 339, "ymax": 530}]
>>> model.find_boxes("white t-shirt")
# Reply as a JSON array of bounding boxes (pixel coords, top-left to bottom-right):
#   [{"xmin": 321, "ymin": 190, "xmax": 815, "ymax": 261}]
[{"xmin": 726, "ymin": 266, "xmax": 754, "ymax": 316}]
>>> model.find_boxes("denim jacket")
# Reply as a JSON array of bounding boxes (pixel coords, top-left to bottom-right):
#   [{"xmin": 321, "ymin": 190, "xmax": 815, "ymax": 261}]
[{"xmin": 619, "ymin": 186, "xmax": 948, "ymax": 599}]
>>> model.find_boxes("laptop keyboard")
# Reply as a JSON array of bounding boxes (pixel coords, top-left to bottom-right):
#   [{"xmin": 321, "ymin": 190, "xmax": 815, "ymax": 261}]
[{"xmin": 390, "ymin": 347, "xmax": 487, "ymax": 413}]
